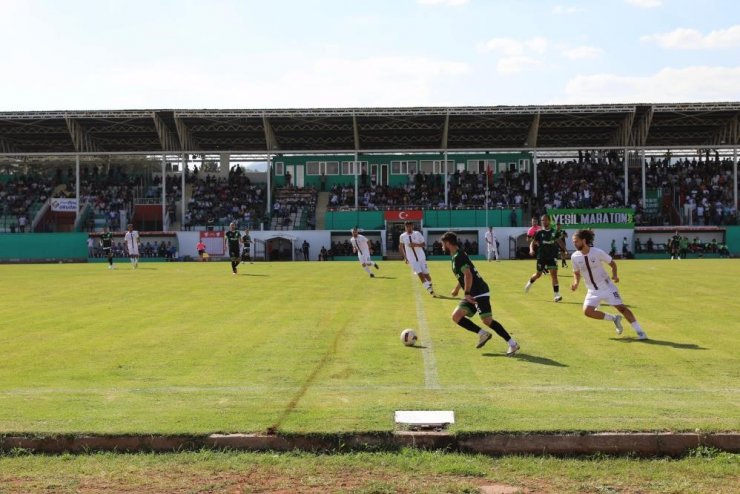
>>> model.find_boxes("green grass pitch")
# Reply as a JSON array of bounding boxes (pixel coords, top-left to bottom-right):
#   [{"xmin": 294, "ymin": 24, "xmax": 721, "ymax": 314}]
[{"xmin": 0, "ymin": 259, "xmax": 737, "ymax": 435}]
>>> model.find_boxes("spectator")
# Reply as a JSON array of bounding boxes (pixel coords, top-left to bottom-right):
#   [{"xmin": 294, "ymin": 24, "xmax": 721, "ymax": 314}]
[{"xmin": 302, "ymin": 240, "xmax": 310, "ymax": 261}]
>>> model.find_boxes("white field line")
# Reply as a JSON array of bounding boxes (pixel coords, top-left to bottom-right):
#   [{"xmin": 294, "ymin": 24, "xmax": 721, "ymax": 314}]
[
  {"xmin": 1, "ymin": 385, "xmax": 738, "ymax": 395},
  {"xmin": 412, "ymin": 274, "xmax": 441, "ymax": 390}
]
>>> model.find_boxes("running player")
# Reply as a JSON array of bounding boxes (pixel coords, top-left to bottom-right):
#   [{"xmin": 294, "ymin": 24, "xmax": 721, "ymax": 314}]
[
  {"xmin": 399, "ymin": 221, "xmax": 434, "ymax": 295},
  {"xmin": 350, "ymin": 227, "xmax": 379, "ymax": 277},
  {"xmin": 524, "ymin": 214, "xmax": 562, "ymax": 302},
  {"xmin": 484, "ymin": 226, "xmax": 499, "ymax": 262},
  {"xmin": 100, "ymin": 226, "xmax": 115, "ymax": 269},
  {"xmin": 224, "ymin": 222, "xmax": 242, "ymax": 275},
  {"xmin": 440, "ymin": 232, "xmax": 519, "ymax": 354},
  {"xmin": 570, "ymin": 229, "xmax": 647, "ymax": 340},
  {"xmin": 123, "ymin": 224, "xmax": 140, "ymax": 269}
]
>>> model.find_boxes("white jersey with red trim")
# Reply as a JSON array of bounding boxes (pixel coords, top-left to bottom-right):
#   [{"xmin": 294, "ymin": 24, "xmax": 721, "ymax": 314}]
[
  {"xmin": 399, "ymin": 230, "xmax": 426, "ymax": 263},
  {"xmin": 351, "ymin": 234, "xmax": 371, "ymax": 257},
  {"xmin": 571, "ymin": 247, "xmax": 613, "ymax": 291}
]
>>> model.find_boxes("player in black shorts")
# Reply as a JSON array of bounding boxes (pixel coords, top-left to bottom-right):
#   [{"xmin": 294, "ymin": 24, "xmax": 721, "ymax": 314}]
[
  {"xmin": 224, "ymin": 222, "xmax": 242, "ymax": 275},
  {"xmin": 524, "ymin": 214, "xmax": 563, "ymax": 302},
  {"xmin": 100, "ymin": 226, "xmax": 115, "ymax": 269},
  {"xmin": 440, "ymin": 232, "xmax": 519, "ymax": 355},
  {"xmin": 669, "ymin": 230, "xmax": 681, "ymax": 260}
]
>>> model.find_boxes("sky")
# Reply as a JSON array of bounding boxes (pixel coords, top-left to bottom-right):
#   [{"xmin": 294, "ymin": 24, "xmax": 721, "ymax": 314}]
[{"xmin": 1, "ymin": 0, "xmax": 739, "ymax": 110}]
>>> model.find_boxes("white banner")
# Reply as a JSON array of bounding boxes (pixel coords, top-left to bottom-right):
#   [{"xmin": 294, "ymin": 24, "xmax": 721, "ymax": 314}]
[{"xmin": 50, "ymin": 198, "xmax": 78, "ymax": 212}]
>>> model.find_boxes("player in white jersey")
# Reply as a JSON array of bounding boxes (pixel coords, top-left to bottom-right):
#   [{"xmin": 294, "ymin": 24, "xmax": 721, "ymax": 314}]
[
  {"xmin": 350, "ymin": 227, "xmax": 380, "ymax": 277},
  {"xmin": 484, "ymin": 226, "xmax": 499, "ymax": 262},
  {"xmin": 123, "ymin": 223, "xmax": 140, "ymax": 269},
  {"xmin": 399, "ymin": 221, "xmax": 434, "ymax": 295},
  {"xmin": 570, "ymin": 229, "xmax": 647, "ymax": 339}
]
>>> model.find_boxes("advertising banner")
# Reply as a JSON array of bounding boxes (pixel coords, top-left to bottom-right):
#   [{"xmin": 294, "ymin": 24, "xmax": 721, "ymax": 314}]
[
  {"xmin": 547, "ymin": 208, "xmax": 634, "ymax": 228},
  {"xmin": 50, "ymin": 198, "xmax": 77, "ymax": 212}
]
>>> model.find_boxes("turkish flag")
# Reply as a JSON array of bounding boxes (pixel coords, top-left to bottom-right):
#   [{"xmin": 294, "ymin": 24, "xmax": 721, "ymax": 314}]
[{"xmin": 384, "ymin": 210, "xmax": 423, "ymax": 221}]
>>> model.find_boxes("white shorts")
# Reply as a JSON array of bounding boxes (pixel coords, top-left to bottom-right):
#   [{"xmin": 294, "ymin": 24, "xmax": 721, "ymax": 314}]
[
  {"xmin": 127, "ymin": 245, "xmax": 140, "ymax": 256},
  {"xmin": 408, "ymin": 259, "xmax": 429, "ymax": 275},
  {"xmin": 583, "ymin": 284, "xmax": 623, "ymax": 308},
  {"xmin": 357, "ymin": 252, "xmax": 372, "ymax": 265}
]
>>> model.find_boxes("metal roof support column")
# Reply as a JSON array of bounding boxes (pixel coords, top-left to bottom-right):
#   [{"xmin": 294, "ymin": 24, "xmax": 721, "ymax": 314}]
[
  {"xmin": 266, "ymin": 155, "xmax": 272, "ymax": 220},
  {"xmin": 75, "ymin": 154, "xmax": 80, "ymax": 224},
  {"xmin": 624, "ymin": 148, "xmax": 629, "ymax": 207},
  {"xmin": 641, "ymin": 149, "xmax": 646, "ymax": 214},
  {"xmin": 161, "ymin": 154, "xmax": 167, "ymax": 231},
  {"xmin": 444, "ymin": 150, "xmax": 448, "ymax": 207},
  {"xmin": 354, "ymin": 152, "xmax": 359, "ymax": 210},
  {"xmin": 181, "ymin": 154, "xmax": 187, "ymax": 231},
  {"xmin": 734, "ymin": 147, "xmax": 738, "ymax": 219},
  {"xmin": 533, "ymin": 149, "xmax": 538, "ymax": 198}
]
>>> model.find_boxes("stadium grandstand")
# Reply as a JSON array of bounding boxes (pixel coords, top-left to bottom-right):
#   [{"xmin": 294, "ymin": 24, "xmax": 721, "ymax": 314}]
[{"xmin": 1, "ymin": 103, "xmax": 738, "ymax": 260}]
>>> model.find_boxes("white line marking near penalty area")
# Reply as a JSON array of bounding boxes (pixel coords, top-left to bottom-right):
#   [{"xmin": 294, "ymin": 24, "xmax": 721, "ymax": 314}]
[{"xmin": 413, "ymin": 276, "xmax": 441, "ymax": 390}]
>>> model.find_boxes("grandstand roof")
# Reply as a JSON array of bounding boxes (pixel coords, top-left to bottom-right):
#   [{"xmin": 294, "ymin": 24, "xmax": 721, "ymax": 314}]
[{"xmin": 1, "ymin": 102, "xmax": 738, "ymax": 155}]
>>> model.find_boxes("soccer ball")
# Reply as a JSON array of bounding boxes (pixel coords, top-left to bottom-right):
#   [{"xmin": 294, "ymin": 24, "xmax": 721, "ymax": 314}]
[{"xmin": 400, "ymin": 328, "xmax": 417, "ymax": 347}]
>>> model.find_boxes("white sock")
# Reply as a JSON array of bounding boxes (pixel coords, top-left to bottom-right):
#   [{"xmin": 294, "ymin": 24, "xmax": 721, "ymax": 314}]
[
  {"xmin": 603, "ymin": 313, "xmax": 616, "ymax": 321},
  {"xmin": 363, "ymin": 265, "xmax": 372, "ymax": 275},
  {"xmin": 631, "ymin": 321, "xmax": 643, "ymax": 332},
  {"xmin": 508, "ymin": 338, "xmax": 517, "ymax": 347},
  {"xmin": 422, "ymin": 281, "xmax": 430, "ymax": 289}
]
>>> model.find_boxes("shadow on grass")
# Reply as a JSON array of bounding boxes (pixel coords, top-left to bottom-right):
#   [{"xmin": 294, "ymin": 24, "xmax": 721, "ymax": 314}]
[
  {"xmin": 410, "ymin": 345, "xmax": 429, "ymax": 349},
  {"xmin": 372, "ymin": 276, "xmax": 396, "ymax": 280},
  {"xmin": 240, "ymin": 273, "xmax": 269, "ymax": 276},
  {"xmin": 433, "ymin": 295, "xmax": 461, "ymax": 300},
  {"xmin": 482, "ymin": 352, "xmax": 568, "ymax": 367},
  {"xmin": 609, "ymin": 338, "xmax": 707, "ymax": 350}
]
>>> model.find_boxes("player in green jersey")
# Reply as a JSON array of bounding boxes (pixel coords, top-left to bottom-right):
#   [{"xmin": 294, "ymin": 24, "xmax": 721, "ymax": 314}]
[
  {"xmin": 100, "ymin": 226, "xmax": 115, "ymax": 269},
  {"xmin": 441, "ymin": 232, "xmax": 519, "ymax": 354},
  {"xmin": 525, "ymin": 214, "xmax": 563, "ymax": 302},
  {"xmin": 224, "ymin": 222, "xmax": 242, "ymax": 275}
]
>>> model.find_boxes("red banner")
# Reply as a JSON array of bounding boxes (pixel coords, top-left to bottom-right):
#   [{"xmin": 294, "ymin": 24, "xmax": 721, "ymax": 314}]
[{"xmin": 384, "ymin": 210, "xmax": 423, "ymax": 221}]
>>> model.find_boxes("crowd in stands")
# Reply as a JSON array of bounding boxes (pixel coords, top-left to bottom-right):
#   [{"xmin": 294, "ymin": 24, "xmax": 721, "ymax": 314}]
[
  {"xmin": 327, "ymin": 169, "xmax": 531, "ymax": 212},
  {"xmin": 534, "ymin": 151, "xmax": 627, "ymax": 213},
  {"xmin": 644, "ymin": 156, "xmax": 737, "ymax": 226},
  {"xmin": 2, "ymin": 151, "xmax": 737, "ymax": 234},
  {"xmin": 272, "ymin": 187, "xmax": 318, "ymax": 230},
  {"xmin": 185, "ymin": 167, "xmax": 266, "ymax": 230},
  {"xmin": 0, "ymin": 173, "xmax": 55, "ymax": 231}
]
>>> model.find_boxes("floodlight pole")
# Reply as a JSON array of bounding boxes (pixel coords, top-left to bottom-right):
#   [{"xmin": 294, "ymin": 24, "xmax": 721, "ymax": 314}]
[
  {"xmin": 181, "ymin": 153, "xmax": 187, "ymax": 231},
  {"xmin": 161, "ymin": 154, "xmax": 167, "ymax": 231},
  {"xmin": 75, "ymin": 154, "xmax": 80, "ymax": 225}
]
